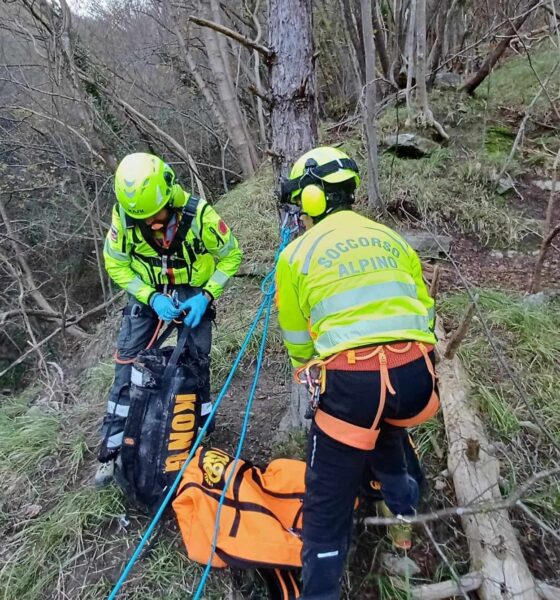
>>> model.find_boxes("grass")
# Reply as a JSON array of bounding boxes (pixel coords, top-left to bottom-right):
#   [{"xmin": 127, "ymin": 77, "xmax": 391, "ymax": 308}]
[
  {"xmin": 214, "ymin": 165, "xmax": 279, "ymax": 266},
  {"xmin": 0, "ymin": 486, "xmax": 124, "ymax": 600},
  {"xmin": 3, "ymin": 47, "xmax": 560, "ymax": 599},
  {"xmin": 481, "ymin": 46, "xmax": 560, "ymax": 123},
  {"xmin": 439, "ymin": 289, "xmax": 560, "ymax": 522}
]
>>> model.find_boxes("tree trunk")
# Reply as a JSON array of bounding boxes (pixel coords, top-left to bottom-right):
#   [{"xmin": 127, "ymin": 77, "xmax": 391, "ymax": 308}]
[
  {"xmin": 198, "ymin": 1, "xmax": 258, "ymax": 178},
  {"xmin": 338, "ymin": 0, "xmax": 363, "ymax": 96},
  {"xmin": 360, "ymin": 0, "xmax": 382, "ymax": 212},
  {"xmin": 342, "ymin": 0, "xmax": 366, "ymax": 81},
  {"xmin": 372, "ymin": 2, "xmax": 391, "ymax": 81},
  {"xmin": 427, "ymin": 0, "xmax": 453, "ymax": 88},
  {"xmin": 269, "ymin": 0, "xmax": 318, "ymax": 432},
  {"xmin": 461, "ymin": 0, "xmax": 541, "ymax": 95},
  {"xmin": 209, "ymin": 0, "xmax": 259, "ymax": 168},
  {"xmin": 414, "ymin": 0, "xmax": 449, "ymax": 138},
  {"xmin": 404, "ymin": 0, "xmax": 417, "ymax": 121},
  {"xmin": 269, "ymin": 0, "xmax": 318, "ymax": 178}
]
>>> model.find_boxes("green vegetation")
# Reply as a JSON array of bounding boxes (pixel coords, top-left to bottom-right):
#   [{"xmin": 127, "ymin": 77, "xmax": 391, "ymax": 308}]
[
  {"xmin": 440, "ymin": 290, "xmax": 560, "ymax": 521},
  {"xmin": 3, "ymin": 48, "xmax": 560, "ymax": 599}
]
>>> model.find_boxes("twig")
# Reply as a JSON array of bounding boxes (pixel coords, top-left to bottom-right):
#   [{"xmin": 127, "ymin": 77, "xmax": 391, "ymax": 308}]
[
  {"xmin": 0, "ymin": 292, "xmax": 124, "ymax": 379},
  {"xmin": 188, "ymin": 15, "xmax": 273, "ymax": 59},
  {"xmin": 516, "ymin": 500, "xmax": 560, "ymax": 543},
  {"xmin": 529, "ymin": 224, "xmax": 560, "ymax": 292},
  {"xmin": 443, "ymin": 296, "xmax": 477, "ymax": 359},
  {"xmin": 530, "ymin": 146, "xmax": 560, "ymax": 293},
  {"xmin": 423, "ymin": 524, "xmax": 469, "ymax": 600},
  {"xmin": 247, "ymin": 84, "xmax": 272, "ymax": 105},
  {"xmin": 0, "ymin": 194, "xmax": 88, "ymax": 339},
  {"xmin": 429, "ymin": 264, "xmax": 442, "ymax": 299},
  {"xmin": 363, "ymin": 467, "xmax": 560, "ymax": 527}
]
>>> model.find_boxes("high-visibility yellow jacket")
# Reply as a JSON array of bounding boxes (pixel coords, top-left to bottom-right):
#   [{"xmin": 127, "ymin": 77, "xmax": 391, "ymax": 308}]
[
  {"xmin": 275, "ymin": 210, "xmax": 436, "ymax": 367},
  {"xmin": 104, "ymin": 195, "xmax": 242, "ymax": 304}
]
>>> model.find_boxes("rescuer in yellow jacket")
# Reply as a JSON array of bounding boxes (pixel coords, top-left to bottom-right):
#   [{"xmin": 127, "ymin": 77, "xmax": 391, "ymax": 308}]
[
  {"xmin": 276, "ymin": 147, "xmax": 438, "ymax": 600},
  {"xmin": 95, "ymin": 153, "xmax": 242, "ymax": 486}
]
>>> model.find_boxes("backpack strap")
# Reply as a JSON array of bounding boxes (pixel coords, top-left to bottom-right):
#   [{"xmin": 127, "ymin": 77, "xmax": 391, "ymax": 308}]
[{"xmin": 257, "ymin": 568, "xmax": 302, "ymax": 600}]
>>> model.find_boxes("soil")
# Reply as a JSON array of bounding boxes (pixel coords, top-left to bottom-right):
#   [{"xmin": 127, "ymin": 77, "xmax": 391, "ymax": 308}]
[
  {"xmin": 210, "ymin": 355, "xmax": 291, "ymax": 465},
  {"xmin": 439, "ymin": 236, "xmax": 560, "ymax": 292}
]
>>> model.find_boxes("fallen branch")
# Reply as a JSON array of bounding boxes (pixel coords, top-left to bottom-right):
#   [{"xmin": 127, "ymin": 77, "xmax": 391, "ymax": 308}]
[
  {"xmin": 444, "ymin": 296, "xmax": 477, "ymax": 359},
  {"xmin": 461, "ymin": 0, "xmax": 542, "ymax": 95},
  {"xmin": 395, "ymin": 571, "xmax": 483, "ymax": 600},
  {"xmin": 0, "ymin": 292, "xmax": 124, "ymax": 379},
  {"xmin": 429, "ymin": 264, "xmax": 442, "ymax": 299},
  {"xmin": 436, "ymin": 320, "xmax": 538, "ymax": 599},
  {"xmin": 188, "ymin": 15, "xmax": 273, "ymax": 59},
  {"xmin": 0, "ymin": 195, "xmax": 88, "ymax": 339},
  {"xmin": 393, "ymin": 572, "xmax": 560, "ymax": 600},
  {"xmin": 362, "ymin": 466, "xmax": 560, "ymax": 527},
  {"xmin": 529, "ymin": 146, "xmax": 560, "ymax": 293}
]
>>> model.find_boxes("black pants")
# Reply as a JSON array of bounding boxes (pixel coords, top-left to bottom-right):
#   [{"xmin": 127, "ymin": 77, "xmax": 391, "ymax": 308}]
[
  {"xmin": 100, "ymin": 286, "xmax": 212, "ymax": 455},
  {"xmin": 301, "ymin": 353, "xmax": 435, "ymax": 600}
]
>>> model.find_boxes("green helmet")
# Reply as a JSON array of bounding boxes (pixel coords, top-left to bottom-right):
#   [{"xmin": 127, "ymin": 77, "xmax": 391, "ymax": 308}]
[
  {"xmin": 286, "ymin": 146, "xmax": 360, "ymax": 200},
  {"xmin": 114, "ymin": 153, "xmax": 176, "ymax": 218}
]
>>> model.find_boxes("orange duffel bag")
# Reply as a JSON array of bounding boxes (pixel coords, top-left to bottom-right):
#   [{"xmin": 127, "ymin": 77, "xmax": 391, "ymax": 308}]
[{"xmin": 173, "ymin": 446, "xmax": 305, "ymax": 570}]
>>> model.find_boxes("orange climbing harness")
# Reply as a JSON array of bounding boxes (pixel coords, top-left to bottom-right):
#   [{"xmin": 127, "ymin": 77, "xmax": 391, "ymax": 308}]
[{"xmin": 295, "ymin": 342, "xmax": 439, "ymax": 451}]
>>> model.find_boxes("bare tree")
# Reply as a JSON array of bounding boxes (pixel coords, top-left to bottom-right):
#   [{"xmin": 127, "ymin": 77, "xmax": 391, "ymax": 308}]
[{"xmin": 360, "ymin": 0, "xmax": 382, "ymax": 211}]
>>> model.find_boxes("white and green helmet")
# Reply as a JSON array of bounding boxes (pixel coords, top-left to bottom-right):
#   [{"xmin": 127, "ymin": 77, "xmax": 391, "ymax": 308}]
[{"xmin": 114, "ymin": 153, "xmax": 175, "ymax": 218}]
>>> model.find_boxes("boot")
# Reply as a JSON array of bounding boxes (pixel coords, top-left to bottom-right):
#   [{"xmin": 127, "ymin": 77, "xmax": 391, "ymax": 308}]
[
  {"xmin": 377, "ymin": 501, "xmax": 412, "ymax": 551},
  {"xmin": 94, "ymin": 459, "xmax": 115, "ymax": 488}
]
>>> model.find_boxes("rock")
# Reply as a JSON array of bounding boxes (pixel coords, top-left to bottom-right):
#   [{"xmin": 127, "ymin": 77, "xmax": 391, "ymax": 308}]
[
  {"xmin": 398, "ymin": 229, "xmax": 452, "ymax": 257},
  {"xmin": 21, "ymin": 504, "xmax": 42, "ymax": 519},
  {"xmin": 384, "ymin": 133, "xmax": 440, "ymax": 158},
  {"xmin": 275, "ymin": 382, "xmax": 310, "ymax": 443},
  {"xmin": 434, "ymin": 478, "xmax": 447, "ymax": 491},
  {"xmin": 381, "ymin": 553, "xmax": 421, "ymax": 577},
  {"xmin": 522, "ymin": 292, "xmax": 547, "ymax": 307},
  {"xmin": 434, "ymin": 71, "xmax": 463, "ymax": 89},
  {"xmin": 496, "ymin": 175, "xmax": 514, "ymax": 195},
  {"xmin": 490, "ymin": 250, "xmax": 504, "ymax": 259},
  {"xmin": 532, "ymin": 179, "xmax": 560, "ymax": 193}
]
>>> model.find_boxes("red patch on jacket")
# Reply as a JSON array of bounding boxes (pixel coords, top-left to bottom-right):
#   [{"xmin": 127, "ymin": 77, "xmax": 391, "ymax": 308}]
[
  {"xmin": 110, "ymin": 225, "xmax": 118, "ymax": 242},
  {"xmin": 218, "ymin": 219, "xmax": 229, "ymax": 235}
]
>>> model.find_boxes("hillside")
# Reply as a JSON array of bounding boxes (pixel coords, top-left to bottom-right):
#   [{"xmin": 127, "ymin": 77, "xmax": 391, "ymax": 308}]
[{"xmin": 1, "ymin": 49, "xmax": 559, "ymax": 599}]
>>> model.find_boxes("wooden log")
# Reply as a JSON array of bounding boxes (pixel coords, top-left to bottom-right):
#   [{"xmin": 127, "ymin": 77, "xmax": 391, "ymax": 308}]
[
  {"xmin": 394, "ymin": 572, "xmax": 560, "ymax": 600},
  {"xmin": 404, "ymin": 571, "xmax": 483, "ymax": 599},
  {"xmin": 436, "ymin": 320, "xmax": 539, "ymax": 600}
]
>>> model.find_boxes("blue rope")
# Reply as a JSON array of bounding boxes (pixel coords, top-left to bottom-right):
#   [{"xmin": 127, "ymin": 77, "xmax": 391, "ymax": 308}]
[
  {"xmin": 192, "ymin": 293, "xmax": 274, "ymax": 599},
  {"xmin": 192, "ymin": 225, "xmax": 293, "ymax": 598},
  {"xmin": 107, "ymin": 296, "xmax": 269, "ymax": 600},
  {"xmin": 107, "ymin": 225, "xmax": 294, "ymax": 599}
]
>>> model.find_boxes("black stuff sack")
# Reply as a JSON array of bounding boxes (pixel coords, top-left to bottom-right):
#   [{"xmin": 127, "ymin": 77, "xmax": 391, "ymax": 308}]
[{"xmin": 115, "ymin": 325, "xmax": 211, "ymax": 512}]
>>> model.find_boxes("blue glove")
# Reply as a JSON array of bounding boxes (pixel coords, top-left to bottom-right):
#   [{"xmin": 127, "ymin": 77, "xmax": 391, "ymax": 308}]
[
  {"xmin": 149, "ymin": 293, "xmax": 181, "ymax": 322},
  {"xmin": 178, "ymin": 293, "xmax": 209, "ymax": 328}
]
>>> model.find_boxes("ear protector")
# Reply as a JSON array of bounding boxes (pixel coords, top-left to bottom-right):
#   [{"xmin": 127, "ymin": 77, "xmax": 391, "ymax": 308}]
[
  {"xmin": 279, "ymin": 156, "xmax": 359, "ymax": 217},
  {"xmin": 300, "ymin": 184, "xmax": 326, "ymax": 217},
  {"xmin": 163, "ymin": 168, "xmax": 183, "ymax": 208}
]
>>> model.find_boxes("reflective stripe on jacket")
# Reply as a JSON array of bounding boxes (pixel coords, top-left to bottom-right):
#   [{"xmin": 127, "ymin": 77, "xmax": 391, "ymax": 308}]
[
  {"xmin": 275, "ymin": 210, "xmax": 436, "ymax": 367},
  {"xmin": 103, "ymin": 196, "xmax": 242, "ymax": 304}
]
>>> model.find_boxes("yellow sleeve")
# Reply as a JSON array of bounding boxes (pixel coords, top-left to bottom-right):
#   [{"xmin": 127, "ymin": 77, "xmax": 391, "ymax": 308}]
[
  {"xmin": 275, "ymin": 250, "xmax": 315, "ymax": 367},
  {"xmin": 410, "ymin": 249, "xmax": 435, "ymax": 331},
  {"xmin": 103, "ymin": 205, "xmax": 155, "ymax": 304},
  {"xmin": 198, "ymin": 201, "xmax": 242, "ymax": 300}
]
